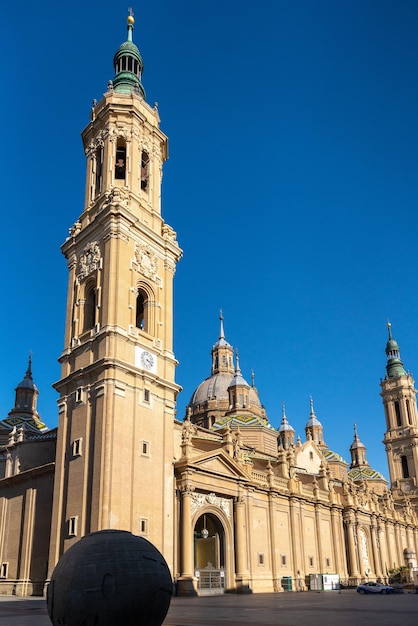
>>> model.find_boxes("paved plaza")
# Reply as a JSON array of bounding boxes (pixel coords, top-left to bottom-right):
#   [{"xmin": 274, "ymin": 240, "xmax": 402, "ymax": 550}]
[{"xmin": 0, "ymin": 590, "xmax": 417, "ymax": 626}]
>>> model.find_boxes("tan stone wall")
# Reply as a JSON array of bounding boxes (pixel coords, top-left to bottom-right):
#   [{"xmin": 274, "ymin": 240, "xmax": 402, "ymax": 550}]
[{"xmin": 0, "ymin": 465, "xmax": 54, "ymax": 596}]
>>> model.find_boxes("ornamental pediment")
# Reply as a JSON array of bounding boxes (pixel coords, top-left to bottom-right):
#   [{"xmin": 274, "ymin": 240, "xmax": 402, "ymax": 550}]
[{"xmin": 188, "ymin": 451, "xmax": 248, "ymax": 480}]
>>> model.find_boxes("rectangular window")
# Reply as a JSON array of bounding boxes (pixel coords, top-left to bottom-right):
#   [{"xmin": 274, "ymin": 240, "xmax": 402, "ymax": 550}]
[
  {"xmin": 142, "ymin": 441, "xmax": 149, "ymax": 456},
  {"xmin": 75, "ymin": 388, "xmax": 83, "ymax": 403},
  {"xmin": 68, "ymin": 516, "xmax": 78, "ymax": 537},
  {"xmin": 139, "ymin": 518, "xmax": 148, "ymax": 534},
  {"xmin": 281, "ymin": 555, "xmax": 286, "ymax": 566},
  {"xmin": 258, "ymin": 553, "xmax": 264, "ymax": 566},
  {"xmin": 0, "ymin": 563, "xmax": 8, "ymax": 578},
  {"xmin": 72, "ymin": 438, "xmax": 82, "ymax": 457},
  {"xmin": 144, "ymin": 389, "xmax": 150, "ymax": 403},
  {"xmin": 309, "ymin": 557, "xmax": 314, "ymax": 567},
  {"xmin": 326, "ymin": 558, "xmax": 330, "ymax": 568}
]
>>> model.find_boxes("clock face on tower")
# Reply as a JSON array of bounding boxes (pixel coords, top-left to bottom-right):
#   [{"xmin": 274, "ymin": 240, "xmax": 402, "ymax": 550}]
[
  {"xmin": 141, "ymin": 350, "xmax": 154, "ymax": 370},
  {"xmin": 135, "ymin": 347, "xmax": 157, "ymax": 373}
]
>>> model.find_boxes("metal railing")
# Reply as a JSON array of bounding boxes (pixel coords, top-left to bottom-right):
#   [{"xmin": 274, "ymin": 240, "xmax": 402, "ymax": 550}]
[{"xmin": 196, "ymin": 568, "xmax": 226, "ymax": 593}]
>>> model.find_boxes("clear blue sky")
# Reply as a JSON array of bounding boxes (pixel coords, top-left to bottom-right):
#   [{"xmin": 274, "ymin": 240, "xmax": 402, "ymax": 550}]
[{"xmin": 2, "ymin": 1, "xmax": 418, "ymax": 478}]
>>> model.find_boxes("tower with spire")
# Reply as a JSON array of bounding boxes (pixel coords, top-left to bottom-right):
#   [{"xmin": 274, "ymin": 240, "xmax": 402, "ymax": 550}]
[
  {"xmin": 48, "ymin": 12, "xmax": 182, "ymax": 573},
  {"xmin": 188, "ymin": 312, "xmax": 267, "ymax": 429},
  {"xmin": 381, "ymin": 323, "xmax": 418, "ymax": 503},
  {"xmin": 305, "ymin": 396, "xmax": 326, "ymax": 449},
  {"xmin": 277, "ymin": 403, "xmax": 295, "ymax": 449},
  {"xmin": 0, "ymin": 356, "xmax": 47, "ymax": 441}
]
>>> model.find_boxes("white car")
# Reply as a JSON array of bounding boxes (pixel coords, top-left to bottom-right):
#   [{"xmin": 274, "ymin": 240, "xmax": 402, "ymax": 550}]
[{"xmin": 357, "ymin": 582, "xmax": 394, "ymax": 595}]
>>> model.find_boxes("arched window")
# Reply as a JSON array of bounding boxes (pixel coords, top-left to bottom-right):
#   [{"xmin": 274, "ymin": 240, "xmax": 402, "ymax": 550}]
[
  {"xmin": 84, "ymin": 287, "xmax": 96, "ymax": 332},
  {"xmin": 140, "ymin": 150, "xmax": 149, "ymax": 191},
  {"xmin": 384, "ymin": 403, "xmax": 390, "ymax": 430},
  {"xmin": 401, "ymin": 455, "xmax": 409, "ymax": 478},
  {"xmin": 394, "ymin": 401, "xmax": 402, "ymax": 427},
  {"xmin": 136, "ymin": 289, "xmax": 150, "ymax": 331},
  {"xmin": 95, "ymin": 146, "xmax": 103, "ymax": 197},
  {"xmin": 115, "ymin": 140, "xmax": 126, "ymax": 180},
  {"xmin": 406, "ymin": 399, "xmax": 411, "ymax": 423}
]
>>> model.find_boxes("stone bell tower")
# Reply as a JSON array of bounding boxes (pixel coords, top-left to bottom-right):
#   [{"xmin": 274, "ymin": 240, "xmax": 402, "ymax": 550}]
[
  {"xmin": 381, "ymin": 323, "xmax": 418, "ymax": 505},
  {"xmin": 48, "ymin": 13, "xmax": 182, "ymax": 573}
]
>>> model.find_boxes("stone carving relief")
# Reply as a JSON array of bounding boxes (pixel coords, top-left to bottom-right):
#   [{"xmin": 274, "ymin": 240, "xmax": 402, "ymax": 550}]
[
  {"xmin": 162, "ymin": 224, "xmax": 177, "ymax": 242},
  {"xmin": 135, "ymin": 243, "xmax": 158, "ymax": 281},
  {"xmin": 77, "ymin": 242, "xmax": 101, "ymax": 281},
  {"xmin": 108, "ymin": 125, "xmax": 129, "ymax": 142},
  {"xmin": 190, "ymin": 492, "xmax": 231, "ymax": 520},
  {"xmin": 85, "ymin": 128, "xmax": 110, "ymax": 156},
  {"xmin": 103, "ymin": 186, "xmax": 129, "ymax": 209},
  {"xmin": 69, "ymin": 221, "xmax": 82, "ymax": 238}
]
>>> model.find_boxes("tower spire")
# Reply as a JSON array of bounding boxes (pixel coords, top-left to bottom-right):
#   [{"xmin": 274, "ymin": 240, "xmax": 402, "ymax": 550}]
[
  {"xmin": 219, "ymin": 309, "xmax": 225, "ymax": 341},
  {"xmin": 385, "ymin": 322, "xmax": 406, "ymax": 378},
  {"xmin": 25, "ymin": 353, "xmax": 33, "ymax": 380},
  {"xmin": 112, "ymin": 11, "xmax": 145, "ymax": 97},
  {"xmin": 127, "ymin": 7, "xmax": 134, "ymax": 42},
  {"xmin": 235, "ymin": 349, "xmax": 242, "ymax": 375}
]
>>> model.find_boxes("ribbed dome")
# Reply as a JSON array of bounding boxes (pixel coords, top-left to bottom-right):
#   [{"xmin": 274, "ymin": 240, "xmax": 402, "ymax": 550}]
[
  {"xmin": 386, "ymin": 337, "xmax": 400, "ymax": 353},
  {"xmin": 190, "ymin": 373, "xmax": 261, "ymax": 408}
]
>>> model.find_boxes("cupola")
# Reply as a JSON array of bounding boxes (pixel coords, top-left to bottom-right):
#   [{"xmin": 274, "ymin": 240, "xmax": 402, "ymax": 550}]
[{"xmin": 112, "ymin": 12, "xmax": 145, "ymax": 97}]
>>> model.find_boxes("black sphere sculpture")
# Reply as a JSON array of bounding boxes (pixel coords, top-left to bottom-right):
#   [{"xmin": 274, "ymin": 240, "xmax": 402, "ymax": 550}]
[{"xmin": 47, "ymin": 530, "xmax": 172, "ymax": 626}]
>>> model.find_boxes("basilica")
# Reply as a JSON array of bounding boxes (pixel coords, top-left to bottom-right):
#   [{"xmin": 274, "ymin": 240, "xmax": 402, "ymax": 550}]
[{"xmin": 0, "ymin": 14, "xmax": 418, "ymax": 597}]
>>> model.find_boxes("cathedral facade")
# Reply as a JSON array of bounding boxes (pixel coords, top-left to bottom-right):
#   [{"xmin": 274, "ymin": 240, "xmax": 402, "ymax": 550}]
[{"xmin": 0, "ymin": 15, "xmax": 418, "ymax": 597}]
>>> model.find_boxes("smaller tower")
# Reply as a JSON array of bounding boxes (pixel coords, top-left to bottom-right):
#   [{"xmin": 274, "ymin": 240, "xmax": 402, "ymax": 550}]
[
  {"xmin": 305, "ymin": 396, "xmax": 326, "ymax": 448},
  {"xmin": 349, "ymin": 424, "xmax": 368, "ymax": 468},
  {"xmin": 381, "ymin": 323, "xmax": 418, "ymax": 503},
  {"xmin": 211, "ymin": 311, "xmax": 235, "ymax": 376},
  {"xmin": 3, "ymin": 356, "xmax": 47, "ymax": 434},
  {"xmin": 227, "ymin": 351, "xmax": 251, "ymax": 413},
  {"xmin": 348, "ymin": 423, "xmax": 387, "ymax": 493},
  {"xmin": 277, "ymin": 403, "xmax": 295, "ymax": 449}
]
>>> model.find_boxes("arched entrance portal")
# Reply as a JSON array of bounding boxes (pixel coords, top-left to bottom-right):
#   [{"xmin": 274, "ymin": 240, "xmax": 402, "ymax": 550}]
[{"xmin": 194, "ymin": 513, "xmax": 226, "ymax": 594}]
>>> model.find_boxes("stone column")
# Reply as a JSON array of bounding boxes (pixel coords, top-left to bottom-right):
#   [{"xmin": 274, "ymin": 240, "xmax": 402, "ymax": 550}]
[
  {"xmin": 176, "ymin": 485, "xmax": 197, "ymax": 596},
  {"xmin": 315, "ymin": 504, "xmax": 323, "ymax": 573},
  {"xmin": 370, "ymin": 520, "xmax": 382, "ymax": 578},
  {"xmin": 234, "ymin": 494, "xmax": 248, "ymax": 588},
  {"xmin": 330, "ymin": 507, "xmax": 346, "ymax": 577},
  {"xmin": 289, "ymin": 497, "xmax": 305, "ymax": 591},
  {"xmin": 268, "ymin": 492, "xmax": 279, "ymax": 592},
  {"xmin": 413, "ymin": 527, "xmax": 418, "ymax": 559},
  {"xmin": 345, "ymin": 517, "xmax": 360, "ymax": 578},
  {"xmin": 385, "ymin": 520, "xmax": 395, "ymax": 571},
  {"xmin": 394, "ymin": 523, "xmax": 403, "ymax": 566},
  {"xmin": 356, "ymin": 523, "xmax": 366, "ymax": 577}
]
